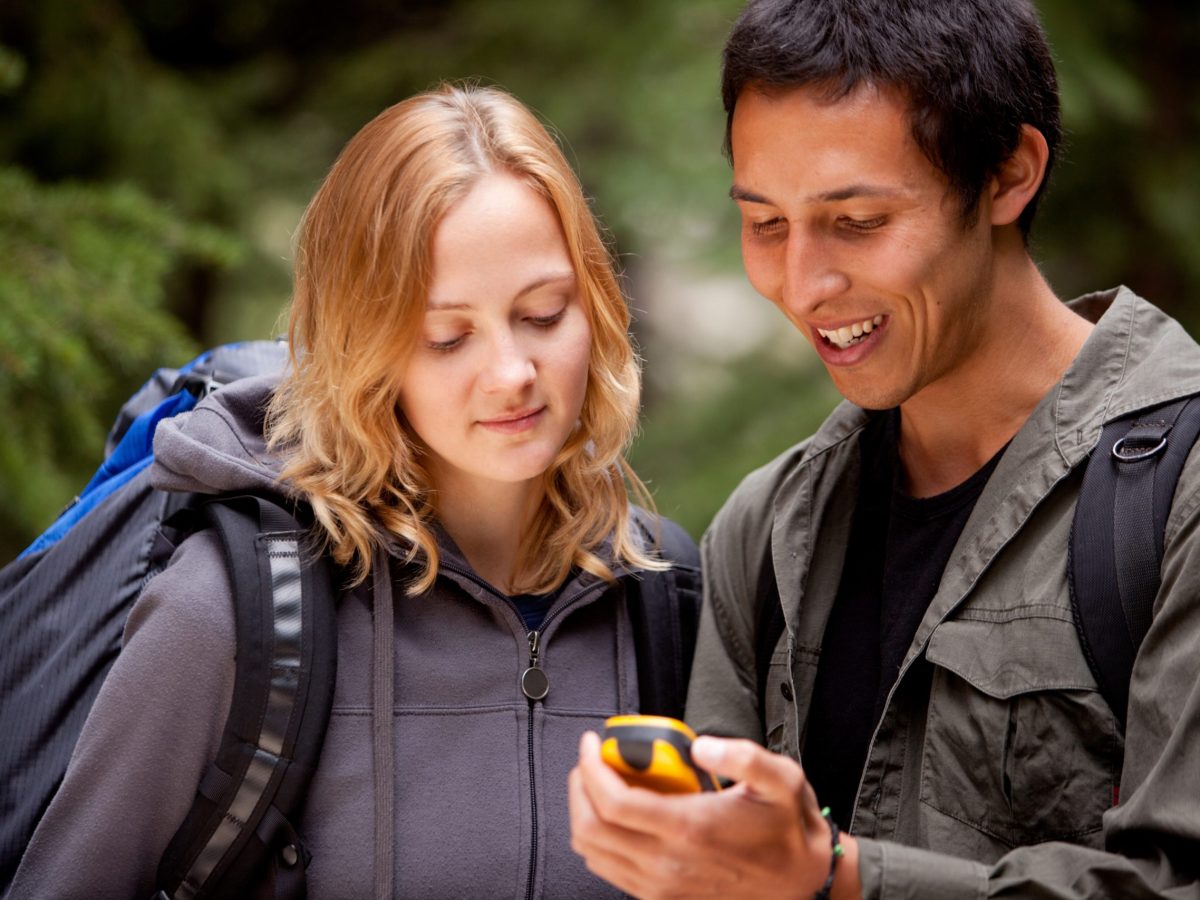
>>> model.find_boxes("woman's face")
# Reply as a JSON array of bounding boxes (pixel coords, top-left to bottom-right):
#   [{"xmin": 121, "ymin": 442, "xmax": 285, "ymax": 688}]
[{"xmin": 399, "ymin": 173, "xmax": 592, "ymax": 502}]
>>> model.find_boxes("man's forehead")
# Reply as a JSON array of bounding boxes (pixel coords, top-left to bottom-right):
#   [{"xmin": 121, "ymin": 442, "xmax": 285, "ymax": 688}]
[
  {"xmin": 728, "ymin": 85, "xmax": 942, "ymax": 205},
  {"xmin": 731, "ymin": 80, "xmax": 910, "ymax": 135}
]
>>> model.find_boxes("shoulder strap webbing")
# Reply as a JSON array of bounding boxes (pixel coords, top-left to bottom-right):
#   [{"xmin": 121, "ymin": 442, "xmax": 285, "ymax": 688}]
[
  {"xmin": 1069, "ymin": 395, "xmax": 1200, "ymax": 728},
  {"xmin": 626, "ymin": 513, "xmax": 702, "ymax": 719},
  {"xmin": 155, "ymin": 494, "xmax": 338, "ymax": 900}
]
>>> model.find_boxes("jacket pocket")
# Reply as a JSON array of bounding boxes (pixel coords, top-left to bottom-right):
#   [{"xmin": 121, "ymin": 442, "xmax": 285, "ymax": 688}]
[{"xmin": 919, "ymin": 614, "xmax": 1121, "ymax": 856}]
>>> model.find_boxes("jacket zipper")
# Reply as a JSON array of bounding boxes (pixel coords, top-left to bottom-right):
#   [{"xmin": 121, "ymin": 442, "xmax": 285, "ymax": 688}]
[
  {"xmin": 437, "ymin": 561, "xmax": 601, "ymax": 900},
  {"xmin": 525, "ymin": 630, "xmax": 543, "ymax": 900}
]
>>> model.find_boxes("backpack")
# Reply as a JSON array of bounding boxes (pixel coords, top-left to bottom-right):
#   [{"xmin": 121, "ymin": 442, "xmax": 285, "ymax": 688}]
[
  {"xmin": 0, "ymin": 345, "xmax": 701, "ymax": 898},
  {"xmin": 752, "ymin": 395, "xmax": 1200, "ymax": 731},
  {"xmin": 1067, "ymin": 395, "xmax": 1200, "ymax": 729}
]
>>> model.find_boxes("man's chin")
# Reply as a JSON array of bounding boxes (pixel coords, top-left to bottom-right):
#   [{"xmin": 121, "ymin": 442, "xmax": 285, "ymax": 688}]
[{"xmin": 827, "ymin": 376, "xmax": 906, "ymax": 412}]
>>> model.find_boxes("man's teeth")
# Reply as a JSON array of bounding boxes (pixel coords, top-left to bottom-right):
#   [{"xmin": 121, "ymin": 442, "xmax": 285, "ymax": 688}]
[{"xmin": 818, "ymin": 315, "xmax": 884, "ymax": 350}]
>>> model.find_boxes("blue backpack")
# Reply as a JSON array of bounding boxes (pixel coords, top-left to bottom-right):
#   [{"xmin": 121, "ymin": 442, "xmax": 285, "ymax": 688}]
[{"xmin": 0, "ymin": 343, "xmax": 700, "ymax": 898}]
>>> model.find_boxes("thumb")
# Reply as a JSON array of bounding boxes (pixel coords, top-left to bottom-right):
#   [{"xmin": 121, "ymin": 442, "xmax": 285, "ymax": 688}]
[{"xmin": 691, "ymin": 736, "xmax": 808, "ymax": 805}]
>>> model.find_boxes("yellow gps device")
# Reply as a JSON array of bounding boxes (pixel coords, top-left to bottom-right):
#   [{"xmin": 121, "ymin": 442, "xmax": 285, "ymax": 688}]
[{"xmin": 601, "ymin": 715, "xmax": 721, "ymax": 793}]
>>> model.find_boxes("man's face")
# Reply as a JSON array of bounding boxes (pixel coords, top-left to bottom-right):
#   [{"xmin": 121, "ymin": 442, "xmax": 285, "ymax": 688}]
[{"xmin": 730, "ymin": 84, "xmax": 997, "ymax": 410}]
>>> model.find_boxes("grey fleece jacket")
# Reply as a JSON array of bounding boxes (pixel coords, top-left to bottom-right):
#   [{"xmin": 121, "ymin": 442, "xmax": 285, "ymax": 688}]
[{"xmin": 10, "ymin": 374, "xmax": 660, "ymax": 899}]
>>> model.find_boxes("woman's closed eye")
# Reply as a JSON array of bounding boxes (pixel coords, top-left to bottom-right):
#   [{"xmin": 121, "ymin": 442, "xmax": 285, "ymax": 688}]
[
  {"xmin": 527, "ymin": 308, "xmax": 566, "ymax": 328},
  {"xmin": 425, "ymin": 332, "xmax": 468, "ymax": 352}
]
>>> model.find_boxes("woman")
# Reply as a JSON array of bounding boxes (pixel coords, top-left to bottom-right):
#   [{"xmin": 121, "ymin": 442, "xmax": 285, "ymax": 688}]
[{"xmin": 9, "ymin": 84, "xmax": 698, "ymax": 899}]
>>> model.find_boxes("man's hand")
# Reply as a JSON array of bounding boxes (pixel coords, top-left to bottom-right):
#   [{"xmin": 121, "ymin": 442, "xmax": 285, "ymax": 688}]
[{"xmin": 568, "ymin": 731, "xmax": 861, "ymax": 900}]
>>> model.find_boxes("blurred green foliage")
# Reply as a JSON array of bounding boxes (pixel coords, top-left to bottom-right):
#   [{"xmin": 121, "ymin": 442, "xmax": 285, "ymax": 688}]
[
  {"xmin": 0, "ymin": 0, "xmax": 1198, "ymax": 557},
  {"xmin": 0, "ymin": 167, "xmax": 238, "ymax": 551},
  {"xmin": 632, "ymin": 355, "xmax": 843, "ymax": 534},
  {"xmin": 1035, "ymin": 1, "xmax": 1200, "ymax": 310}
]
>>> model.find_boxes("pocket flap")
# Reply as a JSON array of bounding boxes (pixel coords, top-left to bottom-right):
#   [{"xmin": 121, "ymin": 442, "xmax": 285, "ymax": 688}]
[{"xmin": 925, "ymin": 615, "xmax": 1098, "ymax": 699}]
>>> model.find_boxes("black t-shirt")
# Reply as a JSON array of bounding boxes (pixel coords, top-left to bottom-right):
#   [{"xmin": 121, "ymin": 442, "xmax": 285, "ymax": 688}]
[{"xmin": 802, "ymin": 411, "xmax": 1004, "ymax": 826}]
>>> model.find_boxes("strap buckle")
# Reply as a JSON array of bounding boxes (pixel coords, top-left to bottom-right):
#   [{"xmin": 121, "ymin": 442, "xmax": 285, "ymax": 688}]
[{"xmin": 1112, "ymin": 435, "xmax": 1168, "ymax": 462}]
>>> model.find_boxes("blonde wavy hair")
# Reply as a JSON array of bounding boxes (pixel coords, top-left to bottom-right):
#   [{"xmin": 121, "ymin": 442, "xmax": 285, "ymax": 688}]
[{"xmin": 266, "ymin": 83, "xmax": 664, "ymax": 594}]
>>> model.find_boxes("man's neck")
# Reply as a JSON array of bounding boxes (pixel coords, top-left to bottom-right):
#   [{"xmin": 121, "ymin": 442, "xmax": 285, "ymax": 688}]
[{"xmin": 897, "ymin": 256, "xmax": 1094, "ymax": 498}]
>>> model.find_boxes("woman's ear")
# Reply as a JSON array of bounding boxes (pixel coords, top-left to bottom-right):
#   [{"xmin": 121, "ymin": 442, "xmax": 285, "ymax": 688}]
[{"xmin": 989, "ymin": 124, "xmax": 1050, "ymax": 227}]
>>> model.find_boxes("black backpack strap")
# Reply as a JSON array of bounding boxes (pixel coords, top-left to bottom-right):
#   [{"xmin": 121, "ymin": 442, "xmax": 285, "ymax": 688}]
[
  {"xmin": 155, "ymin": 494, "xmax": 338, "ymax": 900},
  {"xmin": 1069, "ymin": 395, "xmax": 1200, "ymax": 728},
  {"xmin": 626, "ymin": 510, "xmax": 702, "ymax": 719}
]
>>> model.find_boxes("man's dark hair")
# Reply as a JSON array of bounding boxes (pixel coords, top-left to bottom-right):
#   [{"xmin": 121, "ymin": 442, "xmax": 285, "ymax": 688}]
[{"xmin": 722, "ymin": 0, "xmax": 1061, "ymax": 235}]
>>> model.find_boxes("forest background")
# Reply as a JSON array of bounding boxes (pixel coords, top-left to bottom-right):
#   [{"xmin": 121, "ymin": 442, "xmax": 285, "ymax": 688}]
[{"xmin": 2, "ymin": 0, "xmax": 1198, "ymax": 560}]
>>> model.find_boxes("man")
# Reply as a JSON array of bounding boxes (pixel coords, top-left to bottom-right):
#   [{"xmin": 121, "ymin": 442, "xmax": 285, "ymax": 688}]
[{"xmin": 570, "ymin": 0, "xmax": 1200, "ymax": 896}]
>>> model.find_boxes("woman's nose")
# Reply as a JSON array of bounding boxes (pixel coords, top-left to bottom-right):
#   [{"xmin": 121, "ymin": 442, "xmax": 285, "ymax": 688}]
[{"xmin": 479, "ymin": 335, "xmax": 536, "ymax": 394}]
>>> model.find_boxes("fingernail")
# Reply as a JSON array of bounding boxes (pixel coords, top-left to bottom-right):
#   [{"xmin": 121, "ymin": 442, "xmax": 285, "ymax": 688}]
[{"xmin": 692, "ymin": 736, "xmax": 725, "ymax": 767}]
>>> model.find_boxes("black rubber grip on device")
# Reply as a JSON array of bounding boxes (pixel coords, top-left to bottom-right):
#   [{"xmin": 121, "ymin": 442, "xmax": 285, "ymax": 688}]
[{"xmin": 607, "ymin": 724, "xmax": 719, "ymax": 791}]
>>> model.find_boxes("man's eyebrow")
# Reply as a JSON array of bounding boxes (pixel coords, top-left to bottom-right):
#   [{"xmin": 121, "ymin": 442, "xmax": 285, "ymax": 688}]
[
  {"xmin": 813, "ymin": 184, "xmax": 905, "ymax": 202},
  {"xmin": 729, "ymin": 183, "xmax": 906, "ymax": 204},
  {"xmin": 729, "ymin": 184, "xmax": 770, "ymax": 203},
  {"xmin": 427, "ymin": 271, "xmax": 576, "ymax": 311}
]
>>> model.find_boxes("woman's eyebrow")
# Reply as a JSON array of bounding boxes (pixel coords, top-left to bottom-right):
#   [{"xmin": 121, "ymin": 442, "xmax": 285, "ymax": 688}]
[
  {"xmin": 515, "ymin": 271, "xmax": 576, "ymax": 300},
  {"xmin": 427, "ymin": 271, "xmax": 576, "ymax": 311}
]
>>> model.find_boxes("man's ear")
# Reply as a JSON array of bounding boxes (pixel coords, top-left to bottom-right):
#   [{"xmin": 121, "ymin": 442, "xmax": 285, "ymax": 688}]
[{"xmin": 989, "ymin": 124, "xmax": 1050, "ymax": 227}]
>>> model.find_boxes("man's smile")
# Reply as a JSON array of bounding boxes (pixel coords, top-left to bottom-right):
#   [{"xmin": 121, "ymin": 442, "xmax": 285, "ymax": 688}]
[{"xmin": 816, "ymin": 315, "xmax": 885, "ymax": 350}]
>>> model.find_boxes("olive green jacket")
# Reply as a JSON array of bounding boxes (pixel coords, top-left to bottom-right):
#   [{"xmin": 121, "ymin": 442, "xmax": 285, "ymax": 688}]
[{"xmin": 687, "ymin": 287, "xmax": 1200, "ymax": 898}]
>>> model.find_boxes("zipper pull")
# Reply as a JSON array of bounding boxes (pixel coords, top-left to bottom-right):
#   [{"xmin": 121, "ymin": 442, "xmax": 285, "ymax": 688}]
[{"xmin": 521, "ymin": 630, "xmax": 549, "ymax": 701}]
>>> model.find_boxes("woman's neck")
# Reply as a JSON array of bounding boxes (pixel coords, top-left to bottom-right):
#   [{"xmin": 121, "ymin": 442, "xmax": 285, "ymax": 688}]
[{"xmin": 432, "ymin": 473, "xmax": 543, "ymax": 595}]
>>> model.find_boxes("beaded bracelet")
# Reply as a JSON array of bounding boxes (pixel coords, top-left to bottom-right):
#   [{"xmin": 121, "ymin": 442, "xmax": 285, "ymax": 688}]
[{"xmin": 812, "ymin": 807, "xmax": 844, "ymax": 900}]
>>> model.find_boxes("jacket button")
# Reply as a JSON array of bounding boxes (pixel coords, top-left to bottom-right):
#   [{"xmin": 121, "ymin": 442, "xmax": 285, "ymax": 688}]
[
  {"xmin": 281, "ymin": 844, "xmax": 300, "ymax": 868},
  {"xmin": 780, "ymin": 682, "xmax": 794, "ymax": 702}
]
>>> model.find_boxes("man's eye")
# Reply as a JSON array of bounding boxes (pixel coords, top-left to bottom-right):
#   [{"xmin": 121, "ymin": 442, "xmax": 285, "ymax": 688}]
[
  {"xmin": 840, "ymin": 215, "xmax": 887, "ymax": 232},
  {"xmin": 750, "ymin": 217, "xmax": 786, "ymax": 236}
]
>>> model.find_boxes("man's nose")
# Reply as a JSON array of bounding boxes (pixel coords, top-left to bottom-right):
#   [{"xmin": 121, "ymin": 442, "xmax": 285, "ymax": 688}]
[
  {"xmin": 480, "ymin": 334, "xmax": 536, "ymax": 393},
  {"xmin": 780, "ymin": 230, "xmax": 851, "ymax": 319}
]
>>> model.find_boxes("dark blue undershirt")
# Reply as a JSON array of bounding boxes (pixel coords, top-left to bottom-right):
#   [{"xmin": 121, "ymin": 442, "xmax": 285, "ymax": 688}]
[{"xmin": 509, "ymin": 591, "xmax": 556, "ymax": 631}]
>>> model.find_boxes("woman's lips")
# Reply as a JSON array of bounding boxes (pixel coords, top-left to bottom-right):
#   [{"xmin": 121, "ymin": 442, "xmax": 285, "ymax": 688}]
[{"xmin": 478, "ymin": 406, "xmax": 546, "ymax": 434}]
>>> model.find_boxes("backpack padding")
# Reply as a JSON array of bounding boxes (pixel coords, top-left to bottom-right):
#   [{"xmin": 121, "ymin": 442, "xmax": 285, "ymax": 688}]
[
  {"xmin": 105, "ymin": 341, "xmax": 289, "ymax": 456},
  {"xmin": 21, "ymin": 390, "xmax": 200, "ymax": 560},
  {"xmin": 1069, "ymin": 395, "xmax": 1200, "ymax": 728},
  {"xmin": 0, "ymin": 468, "xmax": 183, "ymax": 891},
  {"xmin": 23, "ymin": 341, "xmax": 288, "ymax": 561},
  {"xmin": 626, "ymin": 512, "xmax": 702, "ymax": 719},
  {"xmin": 156, "ymin": 495, "xmax": 338, "ymax": 899}
]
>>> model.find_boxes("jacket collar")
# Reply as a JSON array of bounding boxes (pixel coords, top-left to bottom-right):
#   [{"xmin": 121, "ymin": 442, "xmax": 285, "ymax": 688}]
[
  {"xmin": 385, "ymin": 517, "xmax": 622, "ymax": 607},
  {"xmin": 1053, "ymin": 286, "xmax": 1200, "ymax": 465}
]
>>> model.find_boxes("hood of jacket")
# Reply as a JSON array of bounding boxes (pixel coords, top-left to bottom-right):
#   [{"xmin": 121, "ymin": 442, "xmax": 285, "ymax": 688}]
[{"xmin": 150, "ymin": 373, "xmax": 288, "ymax": 498}]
